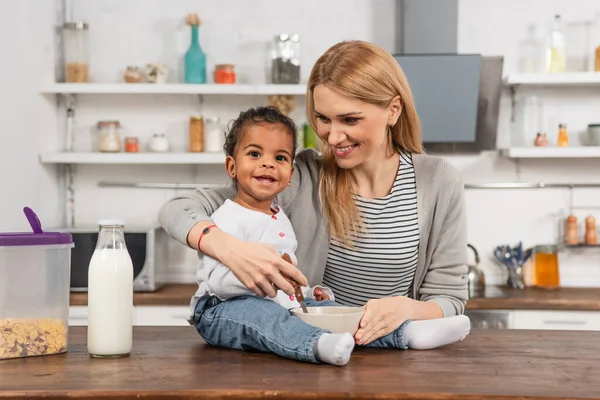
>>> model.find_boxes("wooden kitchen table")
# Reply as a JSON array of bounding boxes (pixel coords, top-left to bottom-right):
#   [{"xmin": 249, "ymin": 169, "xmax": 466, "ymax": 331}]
[{"xmin": 1, "ymin": 327, "xmax": 599, "ymax": 400}]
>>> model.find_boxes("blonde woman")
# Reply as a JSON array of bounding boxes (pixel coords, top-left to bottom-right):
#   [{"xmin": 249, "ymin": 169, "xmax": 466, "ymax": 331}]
[{"xmin": 159, "ymin": 41, "xmax": 471, "ymax": 359}]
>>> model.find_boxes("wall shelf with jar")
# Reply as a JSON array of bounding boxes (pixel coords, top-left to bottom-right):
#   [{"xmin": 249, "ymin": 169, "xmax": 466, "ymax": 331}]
[
  {"xmin": 40, "ymin": 83, "xmax": 308, "ymax": 96},
  {"xmin": 500, "ymin": 147, "xmax": 600, "ymax": 159},
  {"xmin": 505, "ymin": 72, "xmax": 600, "ymax": 87}
]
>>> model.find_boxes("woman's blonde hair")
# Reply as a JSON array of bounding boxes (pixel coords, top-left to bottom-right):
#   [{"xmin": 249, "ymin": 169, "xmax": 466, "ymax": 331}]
[{"xmin": 306, "ymin": 40, "xmax": 424, "ymax": 247}]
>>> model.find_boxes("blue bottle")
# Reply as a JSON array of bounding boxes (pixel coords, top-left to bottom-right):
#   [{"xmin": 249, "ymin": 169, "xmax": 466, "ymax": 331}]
[{"xmin": 184, "ymin": 25, "xmax": 207, "ymax": 84}]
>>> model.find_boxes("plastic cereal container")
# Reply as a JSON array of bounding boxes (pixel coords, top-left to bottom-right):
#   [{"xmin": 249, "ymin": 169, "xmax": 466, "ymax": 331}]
[{"xmin": 0, "ymin": 207, "xmax": 74, "ymax": 359}]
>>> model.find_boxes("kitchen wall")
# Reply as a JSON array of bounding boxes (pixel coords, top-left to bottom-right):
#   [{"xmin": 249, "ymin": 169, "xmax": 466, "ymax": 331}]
[
  {"xmin": 1, "ymin": 0, "xmax": 600, "ymax": 287},
  {"xmin": 456, "ymin": 0, "xmax": 600, "ymax": 286},
  {"xmin": 0, "ymin": 0, "xmax": 62, "ymax": 231}
]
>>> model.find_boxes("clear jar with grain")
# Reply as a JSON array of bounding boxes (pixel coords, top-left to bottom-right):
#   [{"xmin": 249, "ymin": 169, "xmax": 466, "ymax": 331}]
[
  {"xmin": 96, "ymin": 121, "xmax": 122, "ymax": 152},
  {"xmin": 189, "ymin": 116, "xmax": 204, "ymax": 152},
  {"xmin": 63, "ymin": 22, "xmax": 90, "ymax": 83}
]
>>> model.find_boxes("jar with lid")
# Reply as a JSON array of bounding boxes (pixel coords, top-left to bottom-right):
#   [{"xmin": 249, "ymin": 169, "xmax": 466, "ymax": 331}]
[
  {"xmin": 214, "ymin": 64, "xmax": 236, "ymax": 84},
  {"xmin": 204, "ymin": 117, "xmax": 224, "ymax": 152},
  {"xmin": 62, "ymin": 22, "xmax": 90, "ymax": 82},
  {"xmin": 270, "ymin": 34, "xmax": 300, "ymax": 84},
  {"xmin": 148, "ymin": 133, "xmax": 170, "ymax": 153},
  {"xmin": 557, "ymin": 123, "xmax": 569, "ymax": 147},
  {"xmin": 189, "ymin": 116, "xmax": 204, "ymax": 152},
  {"xmin": 123, "ymin": 66, "xmax": 142, "ymax": 83},
  {"xmin": 124, "ymin": 137, "xmax": 139, "ymax": 153},
  {"xmin": 96, "ymin": 121, "xmax": 121, "ymax": 152}
]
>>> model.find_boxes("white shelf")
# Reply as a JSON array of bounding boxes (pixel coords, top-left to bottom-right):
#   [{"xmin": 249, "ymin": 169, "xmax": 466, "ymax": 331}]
[
  {"xmin": 39, "ymin": 152, "xmax": 226, "ymax": 165},
  {"xmin": 39, "ymin": 83, "xmax": 307, "ymax": 95},
  {"xmin": 505, "ymin": 72, "xmax": 600, "ymax": 86},
  {"xmin": 500, "ymin": 147, "xmax": 600, "ymax": 158}
]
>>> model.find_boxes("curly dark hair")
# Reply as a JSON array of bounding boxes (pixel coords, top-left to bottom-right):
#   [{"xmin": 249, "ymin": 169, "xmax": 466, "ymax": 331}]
[{"xmin": 223, "ymin": 106, "xmax": 298, "ymax": 159}]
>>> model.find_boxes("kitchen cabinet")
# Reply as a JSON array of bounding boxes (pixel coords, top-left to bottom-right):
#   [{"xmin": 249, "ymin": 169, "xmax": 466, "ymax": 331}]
[
  {"xmin": 68, "ymin": 306, "xmax": 88, "ymax": 326},
  {"xmin": 512, "ymin": 310, "xmax": 600, "ymax": 331},
  {"xmin": 69, "ymin": 306, "xmax": 192, "ymax": 327},
  {"xmin": 134, "ymin": 306, "xmax": 192, "ymax": 326}
]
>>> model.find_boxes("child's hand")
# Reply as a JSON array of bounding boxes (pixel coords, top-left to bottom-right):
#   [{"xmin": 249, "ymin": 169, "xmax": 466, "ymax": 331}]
[{"xmin": 314, "ymin": 287, "xmax": 330, "ymax": 301}]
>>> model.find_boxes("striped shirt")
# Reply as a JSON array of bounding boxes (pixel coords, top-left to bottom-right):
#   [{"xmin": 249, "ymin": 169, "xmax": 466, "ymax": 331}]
[{"xmin": 322, "ymin": 151, "xmax": 419, "ymax": 307}]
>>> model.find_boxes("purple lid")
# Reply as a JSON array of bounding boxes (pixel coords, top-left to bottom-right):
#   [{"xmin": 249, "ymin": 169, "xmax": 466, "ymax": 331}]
[
  {"xmin": 0, "ymin": 232, "xmax": 73, "ymax": 247},
  {"xmin": 0, "ymin": 206, "xmax": 74, "ymax": 247}
]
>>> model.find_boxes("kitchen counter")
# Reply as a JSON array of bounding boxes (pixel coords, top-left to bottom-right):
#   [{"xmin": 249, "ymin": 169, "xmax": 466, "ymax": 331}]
[
  {"xmin": 466, "ymin": 286, "xmax": 600, "ymax": 311},
  {"xmin": 70, "ymin": 284, "xmax": 600, "ymax": 311},
  {"xmin": 1, "ymin": 327, "xmax": 599, "ymax": 399}
]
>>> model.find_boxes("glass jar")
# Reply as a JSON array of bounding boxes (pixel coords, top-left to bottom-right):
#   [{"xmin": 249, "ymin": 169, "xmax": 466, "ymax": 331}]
[
  {"xmin": 271, "ymin": 33, "xmax": 300, "ymax": 84},
  {"xmin": 124, "ymin": 137, "xmax": 139, "ymax": 153},
  {"xmin": 557, "ymin": 123, "xmax": 569, "ymax": 147},
  {"xmin": 214, "ymin": 64, "xmax": 236, "ymax": 84},
  {"xmin": 204, "ymin": 117, "xmax": 223, "ymax": 153},
  {"xmin": 189, "ymin": 116, "xmax": 204, "ymax": 152},
  {"xmin": 303, "ymin": 122, "xmax": 318, "ymax": 149},
  {"xmin": 532, "ymin": 245, "xmax": 560, "ymax": 289},
  {"xmin": 96, "ymin": 121, "xmax": 121, "ymax": 152},
  {"xmin": 63, "ymin": 22, "xmax": 90, "ymax": 83},
  {"xmin": 123, "ymin": 66, "xmax": 142, "ymax": 83}
]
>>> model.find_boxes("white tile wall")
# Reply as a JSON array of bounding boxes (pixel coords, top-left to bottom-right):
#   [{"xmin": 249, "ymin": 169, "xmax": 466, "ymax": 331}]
[{"xmin": 2, "ymin": 0, "xmax": 600, "ymax": 287}]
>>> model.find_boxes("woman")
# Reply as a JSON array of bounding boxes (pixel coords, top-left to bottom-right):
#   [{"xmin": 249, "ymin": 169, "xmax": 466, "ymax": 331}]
[{"xmin": 159, "ymin": 40, "xmax": 468, "ymax": 346}]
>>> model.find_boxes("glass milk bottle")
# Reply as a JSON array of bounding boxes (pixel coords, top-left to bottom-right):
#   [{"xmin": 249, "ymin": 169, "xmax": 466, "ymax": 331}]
[{"xmin": 87, "ymin": 220, "xmax": 133, "ymax": 358}]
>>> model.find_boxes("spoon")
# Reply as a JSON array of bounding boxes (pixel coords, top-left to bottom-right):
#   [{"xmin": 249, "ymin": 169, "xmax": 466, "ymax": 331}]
[{"xmin": 281, "ymin": 253, "xmax": 308, "ymax": 313}]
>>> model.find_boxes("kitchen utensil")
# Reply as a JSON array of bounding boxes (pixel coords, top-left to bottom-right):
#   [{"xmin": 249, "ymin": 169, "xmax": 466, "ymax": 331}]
[
  {"xmin": 493, "ymin": 243, "xmax": 526, "ymax": 289},
  {"xmin": 281, "ymin": 253, "xmax": 307, "ymax": 313},
  {"xmin": 290, "ymin": 306, "xmax": 365, "ymax": 335},
  {"xmin": 467, "ymin": 244, "xmax": 485, "ymax": 298}
]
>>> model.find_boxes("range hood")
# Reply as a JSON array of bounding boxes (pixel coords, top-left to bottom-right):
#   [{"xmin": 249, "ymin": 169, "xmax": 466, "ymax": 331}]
[{"xmin": 395, "ymin": 0, "xmax": 503, "ymax": 151}]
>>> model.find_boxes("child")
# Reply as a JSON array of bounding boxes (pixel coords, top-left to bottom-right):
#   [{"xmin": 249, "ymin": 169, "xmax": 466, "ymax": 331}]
[{"xmin": 189, "ymin": 106, "xmax": 470, "ymax": 366}]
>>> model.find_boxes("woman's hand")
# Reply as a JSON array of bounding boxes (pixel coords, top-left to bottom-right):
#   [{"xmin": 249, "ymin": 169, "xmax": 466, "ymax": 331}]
[
  {"xmin": 217, "ymin": 237, "xmax": 308, "ymax": 298},
  {"xmin": 313, "ymin": 288, "xmax": 330, "ymax": 301},
  {"xmin": 355, "ymin": 296, "xmax": 414, "ymax": 345}
]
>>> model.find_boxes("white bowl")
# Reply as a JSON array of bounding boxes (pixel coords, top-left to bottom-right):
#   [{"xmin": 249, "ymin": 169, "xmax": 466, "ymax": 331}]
[{"xmin": 290, "ymin": 306, "xmax": 365, "ymax": 335}]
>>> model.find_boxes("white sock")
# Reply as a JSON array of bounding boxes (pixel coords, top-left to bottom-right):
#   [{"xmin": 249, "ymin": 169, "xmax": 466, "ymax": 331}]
[
  {"xmin": 314, "ymin": 333, "xmax": 355, "ymax": 366},
  {"xmin": 404, "ymin": 315, "xmax": 471, "ymax": 350}
]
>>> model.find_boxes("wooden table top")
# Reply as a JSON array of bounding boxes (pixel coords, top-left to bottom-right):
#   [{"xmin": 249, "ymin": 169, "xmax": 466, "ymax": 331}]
[
  {"xmin": 70, "ymin": 284, "xmax": 600, "ymax": 311},
  {"xmin": 1, "ymin": 327, "xmax": 599, "ymax": 399}
]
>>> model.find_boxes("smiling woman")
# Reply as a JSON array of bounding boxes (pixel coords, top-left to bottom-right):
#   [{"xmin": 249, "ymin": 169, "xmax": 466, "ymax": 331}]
[{"xmin": 159, "ymin": 40, "xmax": 470, "ymax": 358}]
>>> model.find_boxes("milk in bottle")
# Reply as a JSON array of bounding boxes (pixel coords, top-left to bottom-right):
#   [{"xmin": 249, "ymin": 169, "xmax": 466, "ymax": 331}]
[{"xmin": 87, "ymin": 220, "xmax": 133, "ymax": 358}]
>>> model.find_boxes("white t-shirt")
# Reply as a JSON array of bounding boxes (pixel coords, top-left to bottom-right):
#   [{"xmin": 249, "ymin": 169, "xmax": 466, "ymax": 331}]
[{"xmin": 189, "ymin": 199, "xmax": 333, "ymax": 317}]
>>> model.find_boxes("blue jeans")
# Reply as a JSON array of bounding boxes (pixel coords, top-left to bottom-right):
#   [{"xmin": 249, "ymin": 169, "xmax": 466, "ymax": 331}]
[{"xmin": 193, "ymin": 294, "xmax": 410, "ymax": 364}]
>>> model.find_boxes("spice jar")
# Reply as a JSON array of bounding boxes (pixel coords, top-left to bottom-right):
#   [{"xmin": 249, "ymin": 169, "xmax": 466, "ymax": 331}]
[
  {"xmin": 96, "ymin": 121, "xmax": 121, "ymax": 152},
  {"xmin": 124, "ymin": 137, "xmax": 139, "ymax": 153},
  {"xmin": 214, "ymin": 64, "xmax": 236, "ymax": 84},
  {"xmin": 585, "ymin": 215, "xmax": 598, "ymax": 245},
  {"xmin": 123, "ymin": 66, "xmax": 143, "ymax": 83},
  {"xmin": 63, "ymin": 22, "xmax": 90, "ymax": 82},
  {"xmin": 189, "ymin": 116, "xmax": 204, "ymax": 152},
  {"xmin": 557, "ymin": 123, "xmax": 569, "ymax": 147},
  {"xmin": 565, "ymin": 214, "xmax": 578, "ymax": 245},
  {"xmin": 270, "ymin": 33, "xmax": 300, "ymax": 84}
]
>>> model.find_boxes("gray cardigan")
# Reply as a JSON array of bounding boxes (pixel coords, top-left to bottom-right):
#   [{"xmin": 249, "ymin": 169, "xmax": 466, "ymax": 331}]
[{"xmin": 158, "ymin": 149, "xmax": 469, "ymax": 317}]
